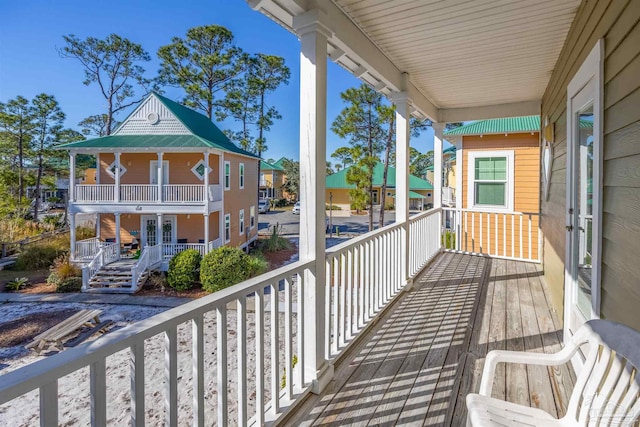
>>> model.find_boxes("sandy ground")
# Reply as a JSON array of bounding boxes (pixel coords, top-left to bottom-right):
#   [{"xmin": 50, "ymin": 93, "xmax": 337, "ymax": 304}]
[{"xmin": 0, "ymin": 288, "xmax": 298, "ymax": 426}]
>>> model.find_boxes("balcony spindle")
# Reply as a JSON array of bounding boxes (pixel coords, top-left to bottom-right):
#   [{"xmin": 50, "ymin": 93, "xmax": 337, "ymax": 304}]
[
  {"xmin": 339, "ymin": 252, "xmax": 346, "ymax": 347},
  {"xmin": 270, "ymin": 282, "xmax": 280, "ymax": 414},
  {"xmin": 214, "ymin": 308, "xmax": 227, "ymax": 426},
  {"xmin": 193, "ymin": 314, "xmax": 206, "ymax": 427},
  {"xmin": 130, "ymin": 343, "xmax": 145, "ymax": 427},
  {"xmin": 90, "ymin": 358, "xmax": 107, "ymax": 426},
  {"xmin": 39, "ymin": 381, "xmax": 58, "ymax": 427},
  {"xmin": 164, "ymin": 326, "xmax": 177, "ymax": 427},
  {"xmin": 237, "ymin": 297, "xmax": 247, "ymax": 427},
  {"xmin": 285, "ymin": 277, "xmax": 293, "ymax": 400}
]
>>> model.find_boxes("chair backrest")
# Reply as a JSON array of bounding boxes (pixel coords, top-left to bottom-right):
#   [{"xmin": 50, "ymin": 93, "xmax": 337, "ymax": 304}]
[{"xmin": 566, "ymin": 320, "xmax": 640, "ymax": 425}]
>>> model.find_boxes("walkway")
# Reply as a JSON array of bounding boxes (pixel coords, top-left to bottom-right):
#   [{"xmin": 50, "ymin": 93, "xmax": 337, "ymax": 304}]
[
  {"xmin": 0, "ymin": 292, "xmax": 190, "ymax": 308},
  {"xmin": 287, "ymin": 253, "xmax": 576, "ymax": 426}
]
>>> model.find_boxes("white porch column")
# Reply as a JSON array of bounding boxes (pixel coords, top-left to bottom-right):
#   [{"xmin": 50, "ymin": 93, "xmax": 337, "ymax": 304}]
[
  {"xmin": 293, "ymin": 9, "xmax": 333, "ymax": 394},
  {"xmin": 203, "ymin": 152, "xmax": 210, "ymax": 203},
  {"xmin": 393, "ymin": 93, "xmax": 412, "ymax": 288},
  {"xmin": 114, "ymin": 213, "xmax": 121, "ymax": 250},
  {"xmin": 96, "ymin": 214, "xmax": 101, "ymax": 240},
  {"xmin": 70, "ymin": 212, "xmax": 76, "ymax": 259},
  {"xmin": 455, "ymin": 139, "xmax": 463, "ymax": 210},
  {"xmin": 203, "ymin": 214, "xmax": 209, "ymax": 253},
  {"xmin": 157, "ymin": 152, "xmax": 163, "ymax": 203},
  {"xmin": 156, "ymin": 213, "xmax": 162, "ymax": 246},
  {"xmin": 114, "ymin": 152, "xmax": 121, "ymax": 203},
  {"xmin": 95, "ymin": 153, "xmax": 100, "ymax": 185},
  {"xmin": 433, "ymin": 123, "xmax": 444, "ymax": 209},
  {"xmin": 69, "ymin": 153, "xmax": 76, "ymax": 202}
]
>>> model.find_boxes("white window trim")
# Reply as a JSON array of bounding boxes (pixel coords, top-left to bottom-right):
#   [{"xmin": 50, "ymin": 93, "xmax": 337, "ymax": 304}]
[
  {"xmin": 191, "ymin": 159, "xmax": 207, "ymax": 181},
  {"xmin": 106, "ymin": 161, "xmax": 127, "ymax": 179},
  {"xmin": 224, "ymin": 161, "xmax": 231, "ymax": 191},
  {"xmin": 239, "ymin": 163, "xmax": 245, "ymax": 189},
  {"xmin": 467, "ymin": 150, "xmax": 515, "ymax": 212},
  {"xmin": 239, "ymin": 209, "xmax": 245, "ymax": 236},
  {"xmin": 224, "ymin": 213, "xmax": 231, "ymax": 243},
  {"xmin": 149, "ymin": 160, "xmax": 169, "ymax": 184},
  {"xmin": 250, "ymin": 205, "xmax": 255, "ymax": 229}
]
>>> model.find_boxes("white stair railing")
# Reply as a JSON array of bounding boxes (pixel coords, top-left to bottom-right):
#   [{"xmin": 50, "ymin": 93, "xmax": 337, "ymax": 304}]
[
  {"xmin": 442, "ymin": 208, "xmax": 540, "ymax": 262},
  {"xmin": 130, "ymin": 246, "xmax": 150, "ymax": 292},
  {"xmin": 80, "ymin": 242, "xmax": 119, "ymax": 290},
  {"xmin": 74, "ymin": 237, "xmax": 100, "ymax": 261},
  {"xmin": 208, "ymin": 184, "xmax": 222, "ymax": 202},
  {"xmin": 0, "ymin": 259, "xmax": 313, "ymax": 426}
]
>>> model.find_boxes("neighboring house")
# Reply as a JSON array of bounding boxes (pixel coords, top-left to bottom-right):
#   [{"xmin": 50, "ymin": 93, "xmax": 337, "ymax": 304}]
[
  {"xmin": 27, "ymin": 178, "xmax": 70, "ymax": 209},
  {"xmin": 58, "ymin": 92, "xmax": 260, "ymax": 292},
  {"xmin": 326, "ymin": 162, "xmax": 433, "ymax": 212},
  {"xmin": 443, "ymin": 116, "xmax": 541, "ymax": 260},
  {"xmin": 426, "ymin": 145, "xmax": 457, "ymax": 206},
  {"xmin": 259, "ymin": 159, "xmax": 285, "ymax": 199}
]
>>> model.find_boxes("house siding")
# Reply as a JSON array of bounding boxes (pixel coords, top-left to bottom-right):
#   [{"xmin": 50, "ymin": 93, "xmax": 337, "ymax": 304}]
[
  {"xmin": 459, "ymin": 134, "xmax": 540, "ymax": 260},
  {"xmin": 223, "ymin": 153, "xmax": 259, "ymax": 248},
  {"xmin": 540, "ymin": 0, "xmax": 640, "ymax": 327}
]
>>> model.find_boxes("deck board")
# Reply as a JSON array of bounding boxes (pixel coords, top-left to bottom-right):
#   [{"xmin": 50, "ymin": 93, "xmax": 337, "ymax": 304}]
[{"xmin": 287, "ymin": 253, "xmax": 573, "ymax": 426}]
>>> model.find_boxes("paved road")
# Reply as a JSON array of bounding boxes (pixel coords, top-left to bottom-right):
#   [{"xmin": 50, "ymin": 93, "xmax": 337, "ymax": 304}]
[{"xmin": 258, "ymin": 207, "xmax": 400, "ymax": 237}]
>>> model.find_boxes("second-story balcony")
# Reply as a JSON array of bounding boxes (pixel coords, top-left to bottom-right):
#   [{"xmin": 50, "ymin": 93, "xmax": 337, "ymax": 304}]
[{"xmin": 73, "ymin": 184, "xmax": 223, "ymax": 204}]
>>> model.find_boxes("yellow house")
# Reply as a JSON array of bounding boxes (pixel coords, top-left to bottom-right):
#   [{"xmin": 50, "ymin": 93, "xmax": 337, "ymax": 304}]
[
  {"xmin": 326, "ymin": 161, "xmax": 433, "ymax": 212},
  {"xmin": 443, "ymin": 116, "xmax": 541, "ymax": 260},
  {"xmin": 259, "ymin": 159, "xmax": 285, "ymax": 199},
  {"xmin": 59, "ymin": 92, "xmax": 260, "ymax": 292}
]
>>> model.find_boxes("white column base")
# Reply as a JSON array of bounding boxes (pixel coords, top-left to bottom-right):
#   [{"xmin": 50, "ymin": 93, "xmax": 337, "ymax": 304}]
[{"xmin": 311, "ymin": 363, "xmax": 335, "ymax": 395}]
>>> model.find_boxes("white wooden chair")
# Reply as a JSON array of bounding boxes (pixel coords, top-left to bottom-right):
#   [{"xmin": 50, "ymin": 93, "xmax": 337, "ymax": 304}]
[{"xmin": 467, "ymin": 319, "xmax": 640, "ymax": 426}]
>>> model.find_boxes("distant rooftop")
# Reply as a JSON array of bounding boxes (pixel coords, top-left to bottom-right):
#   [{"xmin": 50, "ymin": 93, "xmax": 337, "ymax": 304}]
[{"xmin": 444, "ymin": 115, "xmax": 540, "ymax": 136}]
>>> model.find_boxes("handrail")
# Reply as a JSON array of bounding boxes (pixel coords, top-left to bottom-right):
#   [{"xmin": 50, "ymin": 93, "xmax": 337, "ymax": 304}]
[
  {"xmin": 0, "ymin": 258, "xmax": 314, "ymax": 426},
  {"xmin": 130, "ymin": 246, "xmax": 150, "ymax": 291}
]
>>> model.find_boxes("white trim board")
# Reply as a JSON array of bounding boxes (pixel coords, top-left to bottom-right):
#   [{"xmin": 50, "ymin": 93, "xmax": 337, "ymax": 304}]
[{"xmin": 466, "ymin": 150, "xmax": 515, "ymax": 213}]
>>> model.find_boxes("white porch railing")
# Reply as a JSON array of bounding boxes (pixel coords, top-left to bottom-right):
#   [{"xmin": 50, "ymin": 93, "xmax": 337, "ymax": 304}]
[
  {"xmin": 442, "ymin": 208, "xmax": 540, "ymax": 262},
  {"xmin": 74, "ymin": 237, "xmax": 100, "ymax": 261},
  {"xmin": 120, "ymin": 184, "xmax": 158, "ymax": 202},
  {"xmin": 325, "ymin": 208, "xmax": 441, "ymax": 359},
  {"xmin": 163, "ymin": 184, "xmax": 202, "ymax": 202},
  {"xmin": 442, "ymin": 186, "xmax": 456, "ymax": 206},
  {"xmin": 75, "ymin": 185, "xmax": 114, "ymax": 202},
  {"xmin": 208, "ymin": 184, "xmax": 222, "ymax": 202},
  {"xmin": 81, "ymin": 242, "xmax": 119, "ymax": 290},
  {"xmin": 0, "ymin": 259, "xmax": 313, "ymax": 426},
  {"xmin": 162, "ymin": 243, "xmax": 207, "ymax": 258},
  {"xmin": 208, "ymin": 237, "xmax": 222, "ymax": 252},
  {"xmin": 130, "ymin": 244, "xmax": 163, "ymax": 291}
]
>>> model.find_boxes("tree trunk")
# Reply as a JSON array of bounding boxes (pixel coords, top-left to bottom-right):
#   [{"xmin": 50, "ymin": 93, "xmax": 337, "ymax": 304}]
[
  {"xmin": 379, "ymin": 113, "xmax": 395, "ymax": 228},
  {"xmin": 34, "ymin": 154, "xmax": 43, "ymax": 221},
  {"xmin": 106, "ymin": 96, "xmax": 113, "ymax": 136},
  {"xmin": 367, "ymin": 106, "xmax": 374, "ymax": 232}
]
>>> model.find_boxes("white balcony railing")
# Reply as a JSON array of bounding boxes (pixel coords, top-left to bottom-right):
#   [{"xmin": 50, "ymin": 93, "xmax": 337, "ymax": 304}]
[
  {"xmin": 75, "ymin": 184, "xmax": 114, "ymax": 202},
  {"xmin": 74, "ymin": 237, "xmax": 101, "ymax": 261},
  {"xmin": 442, "ymin": 208, "xmax": 540, "ymax": 262},
  {"xmin": 120, "ymin": 184, "xmax": 158, "ymax": 202},
  {"xmin": 442, "ymin": 186, "xmax": 456, "ymax": 206},
  {"xmin": 74, "ymin": 184, "xmax": 223, "ymax": 203},
  {"xmin": 162, "ymin": 243, "xmax": 207, "ymax": 258}
]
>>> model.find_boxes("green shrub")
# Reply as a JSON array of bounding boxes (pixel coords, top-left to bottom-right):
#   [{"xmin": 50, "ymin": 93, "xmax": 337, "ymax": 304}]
[
  {"xmin": 200, "ymin": 247, "xmax": 254, "ymax": 293},
  {"xmin": 325, "ymin": 204, "xmax": 342, "ymax": 210},
  {"xmin": 15, "ymin": 245, "xmax": 64, "ymax": 270},
  {"xmin": 167, "ymin": 249, "xmax": 201, "ymax": 291},
  {"xmin": 246, "ymin": 253, "xmax": 268, "ymax": 277},
  {"xmin": 258, "ymin": 224, "xmax": 291, "ymax": 252},
  {"xmin": 56, "ymin": 277, "xmax": 82, "ymax": 293},
  {"xmin": 442, "ymin": 230, "xmax": 456, "ymax": 249},
  {"xmin": 274, "ymin": 198, "xmax": 288, "ymax": 208},
  {"xmin": 384, "ymin": 202, "xmax": 395, "ymax": 211},
  {"xmin": 47, "ymin": 253, "xmax": 80, "ymax": 286},
  {"xmin": 5, "ymin": 277, "xmax": 30, "ymax": 291}
]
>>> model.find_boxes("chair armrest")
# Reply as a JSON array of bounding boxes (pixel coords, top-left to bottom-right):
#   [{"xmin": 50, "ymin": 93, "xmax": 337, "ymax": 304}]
[{"xmin": 478, "ymin": 345, "xmax": 578, "ymax": 396}]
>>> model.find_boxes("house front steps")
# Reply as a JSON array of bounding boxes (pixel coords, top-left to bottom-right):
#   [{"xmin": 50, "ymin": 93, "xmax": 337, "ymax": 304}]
[{"xmin": 85, "ymin": 259, "xmax": 147, "ymax": 293}]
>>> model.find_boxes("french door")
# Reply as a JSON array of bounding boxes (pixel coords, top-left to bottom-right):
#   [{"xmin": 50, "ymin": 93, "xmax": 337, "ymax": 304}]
[
  {"xmin": 564, "ymin": 40, "xmax": 602, "ymax": 357},
  {"xmin": 141, "ymin": 215, "xmax": 176, "ymax": 247}
]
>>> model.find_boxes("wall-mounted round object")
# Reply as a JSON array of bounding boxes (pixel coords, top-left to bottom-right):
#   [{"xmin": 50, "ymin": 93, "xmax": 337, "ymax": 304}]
[{"xmin": 147, "ymin": 112, "xmax": 160, "ymax": 125}]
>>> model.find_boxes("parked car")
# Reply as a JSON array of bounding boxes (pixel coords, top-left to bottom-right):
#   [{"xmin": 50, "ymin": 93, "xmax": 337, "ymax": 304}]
[
  {"xmin": 292, "ymin": 201, "xmax": 300, "ymax": 215},
  {"xmin": 258, "ymin": 199, "xmax": 270, "ymax": 213}
]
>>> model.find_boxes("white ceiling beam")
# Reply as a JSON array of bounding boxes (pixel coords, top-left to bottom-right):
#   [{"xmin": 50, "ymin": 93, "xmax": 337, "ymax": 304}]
[
  {"xmin": 439, "ymin": 100, "xmax": 541, "ymax": 122},
  {"xmin": 247, "ymin": 0, "xmax": 440, "ymax": 122}
]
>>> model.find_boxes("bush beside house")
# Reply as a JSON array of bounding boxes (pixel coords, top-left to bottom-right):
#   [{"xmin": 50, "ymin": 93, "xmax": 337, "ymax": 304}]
[
  {"xmin": 200, "ymin": 247, "xmax": 267, "ymax": 293},
  {"xmin": 167, "ymin": 249, "xmax": 202, "ymax": 291}
]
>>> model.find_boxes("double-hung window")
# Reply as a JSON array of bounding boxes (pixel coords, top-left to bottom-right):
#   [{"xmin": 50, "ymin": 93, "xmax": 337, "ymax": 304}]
[
  {"xmin": 467, "ymin": 150, "xmax": 514, "ymax": 211},
  {"xmin": 239, "ymin": 163, "xmax": 245, "ymax": 189},
  {"xmin": 250, "ymin": 206, "xmax": 255, "ymax": 229},
  {"xmin": 224, "ymin": 161, "xmax": 231, "ymax": 190},
  {"xmin": 239, "ymin": 209, "xmax": 245, "ymax": 235},
  {"xmin": 224, "ymin": 214, "xmax": 231, "ymax": 243}
]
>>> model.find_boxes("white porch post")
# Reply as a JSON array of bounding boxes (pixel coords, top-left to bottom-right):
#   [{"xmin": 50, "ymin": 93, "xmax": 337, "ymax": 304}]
[
  {"xmin": 96, "ymin": 214, "xmax": 101, "ymax": 240},
  {"xmin": 203, "ymin": 214, "xmax": 209, "ymax": 253},
  {"xmin": 393, "ymin": 92, "xmax": 412, "ymax": 288},
  {"xmin": 156, "ymin": 213, "xmax": 162, "ymax": 246},
  {"xmin": 70, "ymin": 212, "xmax": 76, "ymax": 259},
  {"xmin": 157, "ymin": 152, "xmax": 163, "ymax": 203},
  {"xmin": 203, "ymin": 152, "xmax": 210, "ymax": 202},
  {"xmin": 455, "ymin": 138, "xmax": 463, "ymax": 210},
  {"xmin": 293, "ymin": 9, "xmax": 333, "ymax": 394},
  {"xmin": 433, "ymin": 123, "xmax": 444, "ymax": 209},
  {"xmin": 114, "ymin": 213, "xmax": 121, "ymax": 251},
  {"xmin": 95, "ymin": 153, "xmax": 100, "ymax": 185},
  {"xmin": 69, "ymin": 153, "xmax": 76, "ymax": 202},
  {"xmin": 114, "ymin": 152, "xmax": 121, "ymax": 203}
]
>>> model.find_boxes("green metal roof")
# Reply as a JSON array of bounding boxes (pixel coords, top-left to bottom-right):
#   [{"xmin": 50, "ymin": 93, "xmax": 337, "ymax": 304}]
[
  {"xmin": 326, "ymin": 162, "xmax": 433, "ymax": 190},
  {"xmin": 58, "ymin": 92, "xmax": 258, "ymax": 158},
  {"xmin": 261, "ymin": 159, "xmax": 285, "ymax": 171},
  {"xmin": 273, "ymin": 157, "xmax": 288, "ymax": 169},
  {"xmin": 409, "ymin": 191, "xmax": 426, "ymax": 199},
  {"xmin": 444, "ymin": 115, "xmax": 540, "ymax": 136}
]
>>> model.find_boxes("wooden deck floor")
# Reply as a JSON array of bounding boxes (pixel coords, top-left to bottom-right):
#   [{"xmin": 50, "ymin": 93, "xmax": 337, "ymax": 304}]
[{"xmin": 287, "ymin": 253, "xmax": 576, "ymax": 426}]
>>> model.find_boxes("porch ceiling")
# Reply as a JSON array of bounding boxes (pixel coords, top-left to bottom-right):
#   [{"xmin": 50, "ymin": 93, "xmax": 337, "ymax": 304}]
[{"xmin": 249, "ymin": 0, "xmax": 581, "ymax": 122}]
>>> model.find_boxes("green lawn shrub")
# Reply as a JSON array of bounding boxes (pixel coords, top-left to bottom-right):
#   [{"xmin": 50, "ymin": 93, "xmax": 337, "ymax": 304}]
[
  {"xmin": 15, "ymin": 245, "xmax": 64, "ymax": 270},
  {"xmin": 167, "ymin": 249, "xmax": 202, "ymax": 291},
  {"xmin": 200, "ymin": 247, "xmax": 257, "ymax": 293},
  {"xmin": 56, "ymin": 277, "xmax": 82, "ymax": 293}
]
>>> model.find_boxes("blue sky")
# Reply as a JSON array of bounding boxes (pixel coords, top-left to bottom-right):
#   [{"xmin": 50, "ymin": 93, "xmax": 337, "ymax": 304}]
[{"xmin": 0, "ymin": 0, "xmax": 437, "ymax": 162}]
